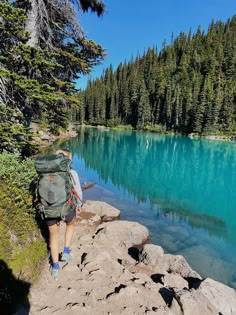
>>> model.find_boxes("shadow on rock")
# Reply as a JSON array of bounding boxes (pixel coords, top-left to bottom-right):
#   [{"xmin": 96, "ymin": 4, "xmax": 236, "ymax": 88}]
[
  {"xmin": 159, "ymin": 287, "xmax": 174, "ymax": 306},
  {"xmin": 0, "ymin": 260, "xmax": 31, "ymax": 315}
]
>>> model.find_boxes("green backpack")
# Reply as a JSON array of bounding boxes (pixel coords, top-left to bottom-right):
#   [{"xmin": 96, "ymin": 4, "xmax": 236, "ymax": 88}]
[{"xmin": 35, "ymin": 153, "xmax": 76, "ymax": 219}]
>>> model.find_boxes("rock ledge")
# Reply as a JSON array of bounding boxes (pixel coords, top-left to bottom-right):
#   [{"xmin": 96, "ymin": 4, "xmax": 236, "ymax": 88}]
[{"xmin": 29, "ymin": 202, "xmax": 236, "ymax": 315}]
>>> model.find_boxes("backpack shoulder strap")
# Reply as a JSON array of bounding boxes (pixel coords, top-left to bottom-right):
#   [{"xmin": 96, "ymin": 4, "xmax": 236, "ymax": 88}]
[{"xmin": 69, "ymin": 171, "xmax": 83, "ymax": 203}]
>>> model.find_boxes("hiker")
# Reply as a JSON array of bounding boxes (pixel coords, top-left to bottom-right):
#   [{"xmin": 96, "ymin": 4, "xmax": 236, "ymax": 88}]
[{"xmin": 35, "ymin": 149, "xmax": 83, "ymax": 278}]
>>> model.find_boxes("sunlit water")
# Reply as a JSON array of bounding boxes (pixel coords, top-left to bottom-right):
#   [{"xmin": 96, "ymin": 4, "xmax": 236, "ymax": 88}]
[{"xmin": 55, "ymin": 127, "xmax": 236, "ymax": 288}]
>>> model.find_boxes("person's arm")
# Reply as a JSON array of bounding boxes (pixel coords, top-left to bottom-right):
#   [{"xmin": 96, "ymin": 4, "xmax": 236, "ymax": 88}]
[{"xmin": 70, "ymin": 169, "xmax": 83, "ymax": 207}]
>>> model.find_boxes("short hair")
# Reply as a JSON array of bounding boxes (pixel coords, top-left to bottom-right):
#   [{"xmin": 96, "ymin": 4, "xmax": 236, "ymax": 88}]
[{"xmin": 56, "ymin": 149, "xmax": 72, "ymax": 159}]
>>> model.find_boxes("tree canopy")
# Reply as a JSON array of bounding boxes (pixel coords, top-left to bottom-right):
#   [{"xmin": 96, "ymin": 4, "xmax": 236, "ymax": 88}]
[
  {"xmin": 0, "ymin": 0, "xmax": 106, "ymax": 153},
  {"xmin": 80, "ymin": 17, "xmax": 236, "ymax": 135}
]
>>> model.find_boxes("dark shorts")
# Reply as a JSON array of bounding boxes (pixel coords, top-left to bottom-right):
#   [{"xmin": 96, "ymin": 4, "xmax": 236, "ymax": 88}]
[{"xmin": 45, "ymin": 209, "xmax": 76, "ymax": 226}]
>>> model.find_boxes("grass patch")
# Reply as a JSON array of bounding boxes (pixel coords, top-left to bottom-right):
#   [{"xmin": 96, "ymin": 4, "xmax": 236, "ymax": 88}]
[{"xmin": 112, "ymin": 124, "xmax": 134, "ymax": 131}]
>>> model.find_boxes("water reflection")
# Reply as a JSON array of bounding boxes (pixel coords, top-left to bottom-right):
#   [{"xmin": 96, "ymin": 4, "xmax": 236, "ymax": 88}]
[
  {"xmin": 56, "ymin": 128, "xmax": 236, "ymax": 287},
  {"xmin": 64, "ymin": 128, "xmax": 236, "ymax": 241}
]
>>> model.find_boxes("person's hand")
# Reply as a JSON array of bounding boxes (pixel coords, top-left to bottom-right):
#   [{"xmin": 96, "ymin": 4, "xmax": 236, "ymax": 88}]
[{"xmin": 76, "ymin": 207, "xmax": 82, "ymax": 214}]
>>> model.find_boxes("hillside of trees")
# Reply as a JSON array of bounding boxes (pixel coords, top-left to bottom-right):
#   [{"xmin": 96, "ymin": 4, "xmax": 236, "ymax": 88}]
[
  {"xmin": 79, "ymin": 16, "xmax": 236, "ymax": 135},
  {"xmin": 0, "ymin": 0, "xmax": 105, "ymax": 154}
]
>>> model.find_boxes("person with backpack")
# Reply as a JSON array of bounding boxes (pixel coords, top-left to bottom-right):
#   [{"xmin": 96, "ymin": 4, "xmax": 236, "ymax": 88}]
[{"xmin": 35, "ymin": 149, "xmax": 83, "ymax": 279}]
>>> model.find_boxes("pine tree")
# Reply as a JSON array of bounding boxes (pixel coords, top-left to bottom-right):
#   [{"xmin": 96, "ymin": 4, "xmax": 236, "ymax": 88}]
[
  {"xmin": 137, "ymin": 79, "xmax": 151, "ymax": 129},
  {"xmin": 194, "ymin": 79, "xmax": 207, "ymax": 133},
  {"xmin": 0, "ymin": 1, "xmax": 106, "ymax": 152}
]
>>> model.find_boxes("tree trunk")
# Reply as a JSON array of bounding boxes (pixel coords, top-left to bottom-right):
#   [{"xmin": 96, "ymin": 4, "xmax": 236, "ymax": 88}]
[
  {"xmin": 0, "ymin": 63, "xmax": 9, "ymax": 104},
  {"xmin": 25, "ymin": 0, "xmax": 40, "ymax": 47}
]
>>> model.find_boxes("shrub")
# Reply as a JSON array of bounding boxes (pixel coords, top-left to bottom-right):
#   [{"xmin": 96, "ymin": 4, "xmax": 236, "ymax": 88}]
[{"xmin": 0, "ymin": 153, "xmax": 47, "ymax": 281}]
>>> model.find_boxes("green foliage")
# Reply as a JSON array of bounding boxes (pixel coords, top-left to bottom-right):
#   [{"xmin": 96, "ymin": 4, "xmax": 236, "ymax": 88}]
[
  {"xmin": 0, "ymin": 153, "xmax": 47, "ymax": 281},
  {"xmin": 0, "ymin": 103, "xmax": 36, "ymax": 154},
  {"xmin": 112, "ymin": 124, "xmax": 134, "ymax": 131},
  {"xmin": 0, "ymin": 122, "xmax": 27, "ymax": 152},
  {"xmin": 10, "ymin": 240, "xmax": 46, "ymax": 281},
  {"xmin": 106, "ymin": 118, "xmax": 121, "ymax": 128},
  {"xmin": 143, "ymin": 124, "xmax": 167, "ymax": 133},
  {"xmin": 0, "ymin": 1, "xmax": 106, "ymax": 152},
  {"xmin": 0, "ymin": 153, "xmax": 36, "ymax": 188},
  {"xmin": 0, "ymin": 2, "xmax": 27, "ymax": 42},
  {"xmin": 80, "ymin": 16, "xmax": 236, "ymax": 135}
]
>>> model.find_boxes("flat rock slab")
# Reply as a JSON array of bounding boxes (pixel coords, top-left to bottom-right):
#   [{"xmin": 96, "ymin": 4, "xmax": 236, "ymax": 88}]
[
  {"xmin": 94, "ymin": 220, "xmax": 149, "ymax": 247},
  {"xmin": 76, "ymin": 211, "xmax": 101, "ymax": 226},
  {"xmin": 82, "ymin": 200, "xmax": 120, "ymax": 221},
  {"xmin": 173, "ymin": 288, "xmax": 218, "ymax": 315},
  {"xmin": 199, "ymin": 278, "xmax": 236, "ymax": 315}
]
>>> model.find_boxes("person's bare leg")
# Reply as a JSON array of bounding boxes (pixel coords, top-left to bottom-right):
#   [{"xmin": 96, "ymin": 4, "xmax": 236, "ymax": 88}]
[
  {"xmin": 64, "ymin": 219, "xmax": 75, "ymax": 248},
  {"xmin": 48, "ymin": 223, "xmax": 60, "ymax": 263}
]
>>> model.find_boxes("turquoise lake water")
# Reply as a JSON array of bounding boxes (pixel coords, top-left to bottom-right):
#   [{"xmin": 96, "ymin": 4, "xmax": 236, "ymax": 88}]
[{"xmin": 59, "ymin": 127, "xmax": 236, "ymax": 288}]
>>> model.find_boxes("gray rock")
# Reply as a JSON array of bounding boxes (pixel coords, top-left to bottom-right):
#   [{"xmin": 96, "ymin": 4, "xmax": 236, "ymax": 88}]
[
  {"xmin": 82, "ymin": 200, "xmax": 120, "ymax": 221},
  {"xmin": 163, "ymin": 273, "xmax": 188, "ymax": 289},
  {"xmin": 94, "ymin": 220, "xmax": 149, "ymax": 247},
  {"xmin": 41, "ymin": 134, "xmax": 51, "ymax": 141},
  {"xmin": 106, "ymin": 285, "xmax": 168, "ymax": 314},
  {"xmin": 76, "ymin": 211, "xmax": 101, "ymax": 226},
  {"xmin": 28, "ymin": 202, "xmax": 236, "ymax": 315},
  {"xmin": 173, "ymin": 288, "xmax": 219, "ymax": 315},
  {"xmin": 140, "ymin": 244, "xmax": 164, "ymax": 265},
  {"xmin": 198, "ymin": 278, "xmax": 236, "ymax": 315},
  {"xmin": 155, "ymin": 254, "xmax": 202, "ymax": 280}
]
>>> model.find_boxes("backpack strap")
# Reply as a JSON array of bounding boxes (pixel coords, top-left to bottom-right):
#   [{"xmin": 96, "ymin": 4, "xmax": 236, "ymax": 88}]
[
  {"xmin": 69, "ymin": 172, "xmax": 83, "ymax": 203},
  {"xmin": 71, "ymin": 187, "xmax": 83, "ymax": 203}
]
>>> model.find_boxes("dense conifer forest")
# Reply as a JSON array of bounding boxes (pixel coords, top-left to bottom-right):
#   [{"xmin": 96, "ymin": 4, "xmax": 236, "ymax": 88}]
[{"xmin": 80, "ymin": 16, "xmax": 236, "ymax": 135}]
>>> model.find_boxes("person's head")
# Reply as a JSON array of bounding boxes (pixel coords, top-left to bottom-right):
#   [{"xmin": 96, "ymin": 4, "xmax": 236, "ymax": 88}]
[{"xmin": 56, "ymin": 149, "xmax": 72, "ymax": 160}]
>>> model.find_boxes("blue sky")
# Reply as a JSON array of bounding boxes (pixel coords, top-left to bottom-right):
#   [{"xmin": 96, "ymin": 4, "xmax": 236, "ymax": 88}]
[{"xmin": 77, "ymin": 0, "xmax": 235, "ymax": 90}]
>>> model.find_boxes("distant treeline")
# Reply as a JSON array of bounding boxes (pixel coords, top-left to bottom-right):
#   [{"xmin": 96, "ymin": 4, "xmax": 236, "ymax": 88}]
[{"xmin": 79, "ymin": 16, "xmax": 236, "ymax": 135}]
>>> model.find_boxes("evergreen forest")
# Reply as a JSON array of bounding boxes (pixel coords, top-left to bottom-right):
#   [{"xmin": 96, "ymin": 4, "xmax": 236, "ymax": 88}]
[
  {"xmin": 80, "ymin": 16, "xmax": 236, "ymax": 135},
  {"xmin": 0, "ymin": 0, "xmax": 105, "ymax": 153}
]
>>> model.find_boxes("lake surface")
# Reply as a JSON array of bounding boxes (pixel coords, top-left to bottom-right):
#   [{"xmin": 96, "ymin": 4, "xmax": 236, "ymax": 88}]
[{"xmin": 57, "ymin": 127, "xmax": 236, "ymax": 288}]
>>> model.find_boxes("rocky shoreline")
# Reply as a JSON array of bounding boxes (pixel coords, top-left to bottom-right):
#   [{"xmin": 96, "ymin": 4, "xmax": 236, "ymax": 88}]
[
  {"xmin": 188, "ymin": 133, "xmax": 236, "ymax": 142},
  {"xmin": 29, "ymin": 123, "xmax": 236, "ymax": 147},
  {"xmin": 27, "ymin": 200, "xmax": 236, "ymax": 315},
  {"xmin": 29, "ymin": 122, "xmax": 78, "ymax": 147}
]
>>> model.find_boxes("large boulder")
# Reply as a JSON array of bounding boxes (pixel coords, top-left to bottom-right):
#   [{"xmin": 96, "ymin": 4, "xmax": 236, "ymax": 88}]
[
  {"xmin": 173, "ymin": 288, "xmax": 219, "ymax": 315},
  {"xmin": 156, "ymin": 254, "xmax": 202, "ymax": 280},
  {"xmin": 198, "ymin": 278, "xmax": 236, "ymax": 315},
  {"xmin": 140, "ymin": 245, "xmax": 201, "ymax": 280},
  {"xmin": 106, "ymin": 285, "xmax": 169, "ymax": 314},
  {"xmin": 140, "ymin": 244, "xmax": 164, "ymax": 265},
  {"xmin": 82, "ymin": 200, "xmax": 120, "ymax": 221},
  {"xmin": 163, "ymin": 273, "xmax": 188, "ymax": 289},
  {"xmin": 94, "ymin": 221, "xmax": 149, "ymax": 247}
]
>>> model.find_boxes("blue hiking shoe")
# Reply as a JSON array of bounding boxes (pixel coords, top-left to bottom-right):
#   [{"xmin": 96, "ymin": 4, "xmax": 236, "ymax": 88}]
[
  {"xmin": 60, "ymin": 252, "xmax": 72, "ymax": 262},
  {"xmin": 50, "ymin": 266, "xmax": 59, "ymax": 279}
]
